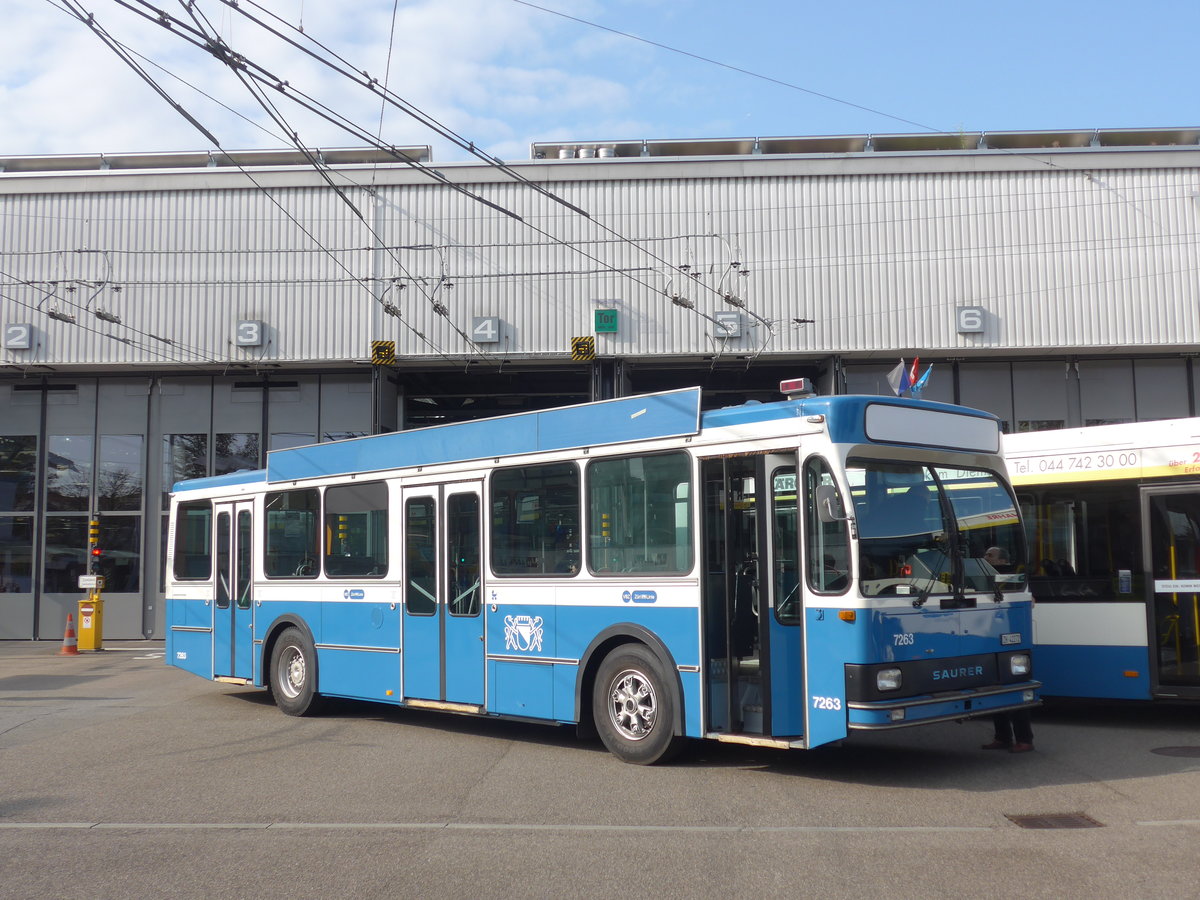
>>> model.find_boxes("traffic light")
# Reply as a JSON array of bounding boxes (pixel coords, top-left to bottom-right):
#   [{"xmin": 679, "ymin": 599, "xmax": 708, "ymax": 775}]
[{"xmin": 88, "ymin": 519, "xmax": 101, "ymax": 574}]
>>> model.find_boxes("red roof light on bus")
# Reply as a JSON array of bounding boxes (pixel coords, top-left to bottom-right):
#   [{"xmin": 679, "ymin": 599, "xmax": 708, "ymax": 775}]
[{"xmin": 779, "ymin": 378, "xmax": 815, "ymax": 399}]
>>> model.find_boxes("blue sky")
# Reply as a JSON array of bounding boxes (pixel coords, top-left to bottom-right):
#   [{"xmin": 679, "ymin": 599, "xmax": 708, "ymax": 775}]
[{"xmin": 5, "ymin": 0, "xmax": 1199, "ymax": 161}]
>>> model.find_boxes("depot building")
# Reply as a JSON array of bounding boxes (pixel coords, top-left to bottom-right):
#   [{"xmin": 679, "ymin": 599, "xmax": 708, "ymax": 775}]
[{"xmin": 2, "ymin": 126, "xmax": 1198, "ymax": 639}]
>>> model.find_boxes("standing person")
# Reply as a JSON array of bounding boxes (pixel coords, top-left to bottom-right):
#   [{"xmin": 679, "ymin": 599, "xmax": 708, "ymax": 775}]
[{"xmin": 982, "ymin": 709, "xmax": 1034, "ymax": 753}]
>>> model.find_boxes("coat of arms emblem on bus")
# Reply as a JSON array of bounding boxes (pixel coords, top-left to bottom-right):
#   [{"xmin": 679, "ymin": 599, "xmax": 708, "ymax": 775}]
[{"xmin": 504, "ymin": 615, "xmax": 544, "ymax": 652}]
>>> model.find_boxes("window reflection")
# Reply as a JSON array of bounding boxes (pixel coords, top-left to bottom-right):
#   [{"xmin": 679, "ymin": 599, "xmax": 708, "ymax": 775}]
[
  {"xmin": 46, "ymin": 436, "xmax": 93, "ymax": 511},
  {"xmin": 98, "ymin": 435, "xmax": 143, "ymax": 511},
  {"xmin": 0, "ymin": 516, "xmax": 33, "ymax": 592},
  {"xmin": 0, "ymin": 436, "xmax": 37, "ymax": 511},
  {"xmin": 163, "ymin": 434, "xmax": 208, "ymax": 509},
  {"xmin": 43, "ymin": 516, "xmax": 88, "ymax": 592},
  {"xmin": 215, "ymin": 433, "xmax": 260, "ymax": 475},
  {"xmin": 98, "ymin": 517, "xmax": 141, "ymax": 592}
]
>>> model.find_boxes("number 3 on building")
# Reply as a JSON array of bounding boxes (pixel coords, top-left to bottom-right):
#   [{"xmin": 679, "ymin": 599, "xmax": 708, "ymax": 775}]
[{"xmin": 235, "ymin": 320, "xmax": 264, "ymax": 347}]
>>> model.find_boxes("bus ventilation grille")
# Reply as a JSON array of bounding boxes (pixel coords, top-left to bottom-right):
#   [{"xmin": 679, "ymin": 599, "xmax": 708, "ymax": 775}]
[{"xmin": 1005, "ymin": 813, "xmax": 1103, "ymax": 829}]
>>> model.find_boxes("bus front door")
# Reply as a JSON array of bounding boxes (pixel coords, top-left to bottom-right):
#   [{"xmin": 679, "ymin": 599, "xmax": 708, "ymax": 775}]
[
  {"xmin": 701, "ymin": 453, "xmax": 802, "ymax": 739},
  {"xmin": 1145, "ymin": 486, "xmax": 1200, "ymax": 693},
  {"xmin": 401, "ymin": 483, "xmax": 485, "ymax": 706},
  {"xmin": 212, "ymin": 501, "xmax": 254, "ymax": 681}
]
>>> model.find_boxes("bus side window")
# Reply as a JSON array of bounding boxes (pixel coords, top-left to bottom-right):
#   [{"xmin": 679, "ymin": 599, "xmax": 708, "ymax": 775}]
[
  {"xmin": 803, "ymin": 457, "xmax": 849, "ymax": 601},
  {"xmin": 490, "ymin": 463, "xmax": 579, "ymax": 576}
]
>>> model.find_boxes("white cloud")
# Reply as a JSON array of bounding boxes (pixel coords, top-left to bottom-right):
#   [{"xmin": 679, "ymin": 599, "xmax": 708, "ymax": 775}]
[{"xmin": 0, "ymin": 0, "xmax": 654, "ymax": 160}]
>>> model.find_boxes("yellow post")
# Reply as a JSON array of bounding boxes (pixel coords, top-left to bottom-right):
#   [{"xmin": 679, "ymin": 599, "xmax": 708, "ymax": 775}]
[{"xmin": 77, "ymin": 581, "xmax": 105, "ymax": 651}]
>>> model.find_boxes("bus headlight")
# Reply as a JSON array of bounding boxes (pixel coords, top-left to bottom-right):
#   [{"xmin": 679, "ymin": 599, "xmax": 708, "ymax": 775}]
[
  {"xmin": 1009, "ymin": 653, "xmax": 1031, "ymax": 677},
  {"xmin": 876, "ymin": 668, "xmax": 902, "ymax": 692}
]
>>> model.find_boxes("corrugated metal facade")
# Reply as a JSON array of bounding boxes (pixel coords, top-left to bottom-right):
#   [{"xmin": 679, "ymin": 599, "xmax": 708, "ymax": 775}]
[{"xmin": 4, "ymin": 141, "xmax": 1198, "ymax": 368}]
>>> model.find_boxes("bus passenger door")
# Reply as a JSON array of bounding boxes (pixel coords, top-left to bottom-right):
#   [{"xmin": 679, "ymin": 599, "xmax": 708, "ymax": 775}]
[
  {"xmin": 701, "ymin": 453, "xmax": 800, "ymax": 738},
  {"xmin": 1145, "ymin": 486, "xmax": 1200, "ymax": 693},
  {"xmin": 212, "ymin": 501, "xmax": 254, "ymax": 681},
  {"xmin": 401, "ymin": 483, "xmax": 485, "ymax": 706}
]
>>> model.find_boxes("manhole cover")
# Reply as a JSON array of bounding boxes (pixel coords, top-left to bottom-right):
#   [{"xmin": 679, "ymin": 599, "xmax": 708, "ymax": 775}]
[
  {"xmin": 1006, "ymin": 813, "xmax": 1104, "ymax": 829},
  {"xmin": 1151, "ymin": 746, "xmax": 1200, "ymax": 758}
]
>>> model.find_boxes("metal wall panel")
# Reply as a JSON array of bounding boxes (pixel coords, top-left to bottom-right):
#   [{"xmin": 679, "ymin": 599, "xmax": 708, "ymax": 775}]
[{"xmin": 3, "ymin": 148, "xmax": 1200, "ymax": 368}]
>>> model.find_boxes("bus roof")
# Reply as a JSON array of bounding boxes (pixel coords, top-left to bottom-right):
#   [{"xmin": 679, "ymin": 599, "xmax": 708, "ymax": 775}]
[{"xmin": 171, "ymin": 389, "xmax": 1001, "ymax": 492}]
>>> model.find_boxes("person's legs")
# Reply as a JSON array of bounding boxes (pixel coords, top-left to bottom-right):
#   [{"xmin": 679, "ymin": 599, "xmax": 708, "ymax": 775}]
[
  {"xmin": 981, "ymin": 712, "xmax": 1014, "ymax": 749},
  {"xmin": 1009, "ymin": 710, "xmax": 1034, "ymax": 751}
]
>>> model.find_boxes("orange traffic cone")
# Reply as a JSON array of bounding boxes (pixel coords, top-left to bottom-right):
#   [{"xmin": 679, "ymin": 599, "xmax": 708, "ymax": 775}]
[{"xmin": 60, "ymin": 613, "xmax": 79, "ymax": 655}]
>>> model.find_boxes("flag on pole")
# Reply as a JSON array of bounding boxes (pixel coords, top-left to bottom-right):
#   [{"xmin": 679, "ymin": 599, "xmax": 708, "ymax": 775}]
[
  {"xmin": 909, "ymin": 357, "xmax": 920, "ymax": 385},
  {"xmin": 910, "ymin": 363, "xmax": 932, "ymax": 397},
  {"xmin": 886, "ymin": 358, "xmax": 911, "ymax": 396}
]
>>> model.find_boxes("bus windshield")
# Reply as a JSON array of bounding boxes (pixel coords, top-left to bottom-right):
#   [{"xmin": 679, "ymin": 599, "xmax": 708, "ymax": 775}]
[{"xmin": 849, "ymin": 459, "xmax": 1026, "ymax": 603}]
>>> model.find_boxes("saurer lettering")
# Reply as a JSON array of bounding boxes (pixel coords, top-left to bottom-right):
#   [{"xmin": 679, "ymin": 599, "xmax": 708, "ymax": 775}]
[{"xmin": 932, "ymin": 665, "xmax": 983, "ymax": 681}]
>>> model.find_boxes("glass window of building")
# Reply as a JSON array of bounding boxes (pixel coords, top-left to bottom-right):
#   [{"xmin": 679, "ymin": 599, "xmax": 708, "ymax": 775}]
[
  {"xmin": 215, "ymin": 433, "xmax": 260, "ymax": 475},
  {"xmin": 163, "ymin": 433, "xmax": 208, "ymax": 508},
  {"xmin": 1013, "ymin": 362, "xmax": 1069, "ymax": 432},
  {"xmin": 0, "ymin": 516, "xmax": 34, "ymax": 593},
  {"xmin": 46, "ymin": 435, "xmax": 93, "ymax": 511},
  {"xmin": 98, "ymin": 516, "xmax": 142, "ymax": 592},
  {"xmin": 98, "ymin": 435, "xmax": 144, "ymax": 512},
  {"xmin": 0, "ymin": 436, "xmax": 37, "ymax": 511},
  {"xmin": 43, "ymin": 516, "xmax": 88, "ymax": 593},
  {"xmin": 1135, "ymin": 359, "xmax": 1190, "ymax": 421},
  {"xmin": 958, "ymin": 363, "xmax": 1014, "ymax": 431},
  {"xmin": 1078, "ymin": 360, "xmax": 1134, "ymax": 426}
]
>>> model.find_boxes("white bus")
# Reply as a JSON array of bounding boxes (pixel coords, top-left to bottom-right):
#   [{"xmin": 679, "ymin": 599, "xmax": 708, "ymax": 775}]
[{"xmin": 1004, "ymin": 417, "xmax": 1200, "ymax": 700}]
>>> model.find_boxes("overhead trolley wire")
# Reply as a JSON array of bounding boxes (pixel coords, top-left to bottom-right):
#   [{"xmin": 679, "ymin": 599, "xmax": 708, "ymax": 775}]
[
  {"xmin": 199, "ymin": 0, "xmax": 773, "ymax": 336},
  {"xmin": 176, "ymin": 0, "xmax": 498, "ymax": 365},
  {"xmin": 51, "ymin": 0, "xmax": 467, "ymax": 368}
]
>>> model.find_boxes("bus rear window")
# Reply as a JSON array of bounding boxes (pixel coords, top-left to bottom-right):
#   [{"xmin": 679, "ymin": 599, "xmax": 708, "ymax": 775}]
[{"xmin": 173, "ymin": 500, "xmax": 212, "ymax": 580}]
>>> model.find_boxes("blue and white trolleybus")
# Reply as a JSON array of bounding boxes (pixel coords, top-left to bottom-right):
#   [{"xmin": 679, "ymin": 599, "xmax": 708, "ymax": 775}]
[{"xmin": 166, "ymin": 381, "xmax": 1039, "ymax": 763}]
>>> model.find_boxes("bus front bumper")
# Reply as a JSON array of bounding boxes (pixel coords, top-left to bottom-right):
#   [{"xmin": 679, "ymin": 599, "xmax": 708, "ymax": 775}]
[{"xmin": 846, "ymin": 681, "xmax": 1041, "ymax": 731}]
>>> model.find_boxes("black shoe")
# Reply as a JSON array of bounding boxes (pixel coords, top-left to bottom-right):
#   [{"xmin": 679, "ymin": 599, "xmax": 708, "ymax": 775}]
[{"xmin": 980, "ymin": 740, "xmax": 1010, "ymax": 750}]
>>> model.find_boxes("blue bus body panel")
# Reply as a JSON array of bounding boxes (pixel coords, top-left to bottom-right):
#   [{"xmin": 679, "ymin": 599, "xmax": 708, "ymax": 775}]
[
  {"xmin": 318, "ymin": 647, "xmax": 401, "ymax": 703},
  {"xmin": 1035, "ymin": 644, "xmax": 1152, "ymax": 700},
  {"xmin": 264, "ymin": 389, "xmax": 703, "ymax": 483},
  {"xmin": 768, "ymin": 616, "xmax": 805, "ymax": 736},
  {"xmin": 806, "ymin": 601, "xmax": 1038, "ymax": 746},
  {"xmin": 701, "ymin": 395, "xmax": 999, "ymax": 449},
  {"xmin": 870, "ymin": 605, "xmax": 1034, "ymax": 661},
  {"xmin": 804, "ymin": 610, "xmax": 856, "ymax": 745},
  {"xmin": 172, "ymin": 469, "xmax": 266, "ymax": 493},
  {"xmin": 167, "ymin": 597, "xmax": 214, "ymax": 680},
  {"xmin": 445, "ymin": 611, "xmax": 486, "ymax": 705},
  {"xmin": 485, "ymin": 601, "xmax": 701, "ymax": 732}
]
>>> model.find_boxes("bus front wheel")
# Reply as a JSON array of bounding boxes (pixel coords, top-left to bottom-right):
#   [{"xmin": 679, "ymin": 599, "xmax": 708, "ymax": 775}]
[
  {"xmin": 593, "ymin": 644, "xmax": 684, "ymax": 765},
  {"xmin": 270, "ymin": 627, "xmax": 322, "ymax": 716}
]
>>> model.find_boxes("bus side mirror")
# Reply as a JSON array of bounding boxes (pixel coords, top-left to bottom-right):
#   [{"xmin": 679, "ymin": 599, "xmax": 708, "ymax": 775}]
[{"xmin": 815, "ymin": 484, "xmax": 847, "ymax": 523}]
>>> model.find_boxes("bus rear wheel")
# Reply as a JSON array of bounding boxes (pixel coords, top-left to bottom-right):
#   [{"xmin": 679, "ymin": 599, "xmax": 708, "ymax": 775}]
[
  {"xmin": 270, "ymin": 627, "xmax": 322, "ymax": 716},
  {"xmin": 593, "ymin": 644, "xmax": 684, "ymax": 765}
]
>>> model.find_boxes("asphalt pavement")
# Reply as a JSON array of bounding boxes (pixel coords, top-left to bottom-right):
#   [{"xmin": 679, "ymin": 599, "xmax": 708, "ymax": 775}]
[{"xmin": 3, "ymin": 640, "xmax": 1200, "ymax": 899}]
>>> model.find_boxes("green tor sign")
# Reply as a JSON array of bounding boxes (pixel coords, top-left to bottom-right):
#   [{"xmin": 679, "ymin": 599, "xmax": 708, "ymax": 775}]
[{"xmin": 594, "ymin": 309, "xmax": 619, "ymax": 333}]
